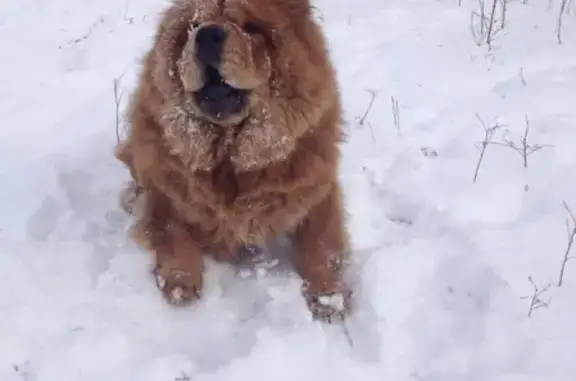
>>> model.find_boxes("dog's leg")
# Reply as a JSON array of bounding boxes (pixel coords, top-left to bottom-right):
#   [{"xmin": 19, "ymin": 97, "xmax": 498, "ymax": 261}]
[
  {"xmin": 132, "ymin": 189, "xmax": 204, "ymax": 306},
  {"xmin": 152, "ymin": 223, "xmax": 204, "ymax": 305},
  {"xmin": 292, "ymin": 184, "xmax": 352, "ymax": 323}
]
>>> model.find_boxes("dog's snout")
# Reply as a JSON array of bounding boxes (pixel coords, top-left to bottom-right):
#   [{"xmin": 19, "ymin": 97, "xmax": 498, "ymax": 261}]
[{"xmin": 195, "ymin": 24, "xmax": 226, "ymax": 67}]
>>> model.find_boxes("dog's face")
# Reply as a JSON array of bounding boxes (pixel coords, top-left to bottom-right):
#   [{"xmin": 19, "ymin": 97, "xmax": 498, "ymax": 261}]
[
  {"xmin": 177, "ymin": 1, "xmax": 274, "ymax": 124},
  {"xmin": 155, "ymin": 0, "xmax": 326, "ymax": 126}
]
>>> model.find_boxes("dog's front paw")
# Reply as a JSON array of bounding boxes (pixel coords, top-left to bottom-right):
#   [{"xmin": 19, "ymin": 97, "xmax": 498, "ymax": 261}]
[
  {"xmin": 304, "ymin": 289, "xmax": 352, "ymax": 324},
  {"xmin": 153, "ymin": 263, "xmax": 202, "ymax": 306}
]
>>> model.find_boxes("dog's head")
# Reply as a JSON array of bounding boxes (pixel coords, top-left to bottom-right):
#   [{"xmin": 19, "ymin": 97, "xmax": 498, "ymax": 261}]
[{"xmin": 152, "ymin": 0, "xmax": 333, "ymax": 127}]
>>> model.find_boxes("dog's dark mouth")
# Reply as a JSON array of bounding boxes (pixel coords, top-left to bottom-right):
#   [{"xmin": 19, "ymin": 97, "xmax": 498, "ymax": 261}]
[{"xmin": 193, "ymin": 66, "xmax": 249, "ymax": 121}]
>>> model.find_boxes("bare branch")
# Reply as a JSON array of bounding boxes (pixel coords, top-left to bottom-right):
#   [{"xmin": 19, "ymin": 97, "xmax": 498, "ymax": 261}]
[
  {"xmin": 558, "ymin": 201, "xmax": 576, "ymax": 287},
  {"xmin": 519, "ymin": 68, "xmax": 527, "ymax": 86},
  {"xmin": 391, "ymin": 96, "xmax": 401, "ymax": 136},
  {"xmin": 557, "ymin": 0, "xmax": 569, "ymax": 44},
  {"xmin": 367, "ymin": 122, "xmax": 375, "ymax": 141},
  {"xmin": 563, "ymin": 200, "xmax": 576, "ymax": 225},
  {"xmin": 521, "ymin": 276, "xmax": 552, "ymax": 317},
  {"xmin": 113, "ymin": 76, "xmax": 125, "ymax": 144},
  {"xmin": 521, "ymin": 116, "xmax": 532, "ymax": 167},
  {"xmin": 359, "ymin": 90, "xmax": 377, "ymax": 126},
  {"xmin": 123, "ymin": 0, "xmax": 135, "ymax": 24},
  {"xmin": 485, "ymin": 115, "xmax": 550, "ymax": 168},
  {"xmin": 470, "ymin": 0, "xmax": 507, "ymax": 50},
  {"xmin": 500, "ymin": 0, "xmax": 508, "ymax": 30},
  {"xmin": 470, "ymin": 0, "xmax": 488, "ymax": 46},
  {"xmin": 472, "ymin": 114, "xmax": 504, "ymax": 183}
]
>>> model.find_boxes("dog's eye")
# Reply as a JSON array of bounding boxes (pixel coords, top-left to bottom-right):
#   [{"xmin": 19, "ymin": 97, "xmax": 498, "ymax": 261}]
[{"xmin": 243, "ymin": 22, "xmax": 263, "ymax": 35}]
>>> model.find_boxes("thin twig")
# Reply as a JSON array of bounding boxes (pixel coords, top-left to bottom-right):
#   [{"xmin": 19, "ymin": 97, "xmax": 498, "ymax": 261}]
[
  {"xmin": 557, "ymin": 0, "xmax": 569, "ymax": 44},
  {"xmin": 500, "ymin": 0, "xmax": 508, "ymax": 30},
  {"xmin": 470, "ymin": 0, "xmax": 487, "ymax": 46},
  {"xmin": 558, "ymin": 201, "xmax": 576, "ymax": 287},
  {"xmin": 359, "ymin": 90, "xmax": 377, "ymax": 126},
  {"xmin": 472, "ymin": 114, "xmax": 503, "ymax": 183},
  {"xmin": 519, "ymin": 67, "xmax": 527, "ymax": 86},
  {"xmin": 486, "ymin": 0, "xmax": 500, "ymax": 50},
  {"xmin": 470, "ymin": 0, "xmax": 506, "ymax": 50},
  {"xmin": 391, "ymin": 96, "xmax": 401, "ymax": 136},
  {"xmin": 113, "ymin": 77, "xmax": 124, "ymax": 144},
  {"xmin": 486, "ymin": 115, "xmax": 550, "ymax": 168},
  {"xmin": 367, "ymin": 122, "xmax": 375, "ymax": 141},
  {"xmin": 342, "ymin": 321, "xmax": 355, "ymax": 349},
  {"xmin": 520, "ymin": 276, "xmax": 551, "ymax": 317},
  {"xmin": 521, "ymin": 116, "xmax": 531, "ymax": 168}
]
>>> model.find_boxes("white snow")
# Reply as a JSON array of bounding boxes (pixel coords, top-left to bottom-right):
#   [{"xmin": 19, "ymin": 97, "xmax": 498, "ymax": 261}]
[
  {"xmin": 317, "ymin": 293, "xmax": 346, "ymax": 312},
  {"xmin": 2, "ymin": 0, "xmax": 576, "ymax": 380}
]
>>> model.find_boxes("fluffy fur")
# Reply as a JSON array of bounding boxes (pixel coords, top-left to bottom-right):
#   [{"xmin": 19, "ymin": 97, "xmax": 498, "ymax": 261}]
[{"xmin": 115, "ymin": 0, "xmax": 352, "ymax": 322}]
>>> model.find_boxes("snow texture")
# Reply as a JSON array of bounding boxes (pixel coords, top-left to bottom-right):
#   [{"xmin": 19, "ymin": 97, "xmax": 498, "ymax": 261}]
[{"xmin": 2, "ymin": 0, "xmax": 576, "ymax": 380}]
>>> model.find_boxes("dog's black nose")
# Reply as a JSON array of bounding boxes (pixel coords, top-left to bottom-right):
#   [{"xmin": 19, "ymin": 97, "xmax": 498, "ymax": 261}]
[{"xmin": 195, "ymin": 24, "xmax": 226, "ymax": 67}]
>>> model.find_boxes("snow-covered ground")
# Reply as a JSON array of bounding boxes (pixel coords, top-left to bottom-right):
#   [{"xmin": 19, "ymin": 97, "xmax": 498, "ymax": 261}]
[{"xmin": 2, "ymin": 0, "xmax": 576, "ymax": 379}]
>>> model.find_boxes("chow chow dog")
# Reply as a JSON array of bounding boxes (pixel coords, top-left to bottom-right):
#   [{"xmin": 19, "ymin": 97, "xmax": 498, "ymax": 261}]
[{"xmin": 115, "ymin": 0, "xmax": 351, "ymax": 322}]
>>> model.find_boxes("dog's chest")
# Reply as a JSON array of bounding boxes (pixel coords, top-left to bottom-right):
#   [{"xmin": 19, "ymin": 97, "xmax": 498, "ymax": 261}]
[
  {"xmin": 211, "ymin": 158, "xmax": 242, "ymax": 206},
  {"xmin": 184, "ymin": 161, "xmax": 306, "ymax": 243},
  {"xmin": 209, "ymin": 162, "xmax": 289, "ymax": 218}
]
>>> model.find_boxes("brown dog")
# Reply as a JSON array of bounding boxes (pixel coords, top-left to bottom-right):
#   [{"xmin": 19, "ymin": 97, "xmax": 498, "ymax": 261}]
[{"xmin": 115, "ymin": 0, "xmax": 351, "ymax": 322}]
